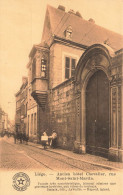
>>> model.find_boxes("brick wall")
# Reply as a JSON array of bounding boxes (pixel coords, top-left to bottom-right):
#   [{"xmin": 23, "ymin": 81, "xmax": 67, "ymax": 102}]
[{"xmin": 46, "ymin": 78, "xmax": 76, "ymax": 150}]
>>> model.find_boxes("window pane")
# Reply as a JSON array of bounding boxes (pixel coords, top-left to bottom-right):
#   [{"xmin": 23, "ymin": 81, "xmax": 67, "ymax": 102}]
[
  {"xmin": 65, "ymin": 57, "xmax": 70, "ymax": 68},
  {"xmin": 42, "ymin": 65, "xmax": 46, "ymax": 71},
  {"xmin": 65, "ymin": 68, "xmax": 70, "ymax": 79},
  {"xmin": 71, "ymin": 70, "xmax": 75, "ymax": 77},
  {"xmin": 41, "ymin": 59, "xmax": 46, "ymax": 65},
  {"xmin": 71, "ymin": 58, "xmax": 76, "ymax": 77},
  {"xmin": 41, "ymin": 59, "xmax": 47, "ymax": 72},
  {"xmin": 71, "ymin": 59, "xmax": 76, "ymax": 69}
]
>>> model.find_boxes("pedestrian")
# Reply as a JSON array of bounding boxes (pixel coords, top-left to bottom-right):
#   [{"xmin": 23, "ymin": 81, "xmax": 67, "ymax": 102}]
[
  {"xmin": 13, "ymin": 132, "xmax": 17, "ymax": 144},
  {"xmin": 41, "ymin": 130, "xmax": 48, "ymax": 149},
  {"xmin": 42, "ymin": 130, "xmax": 47, "ymax": 136},
  {"xmin": 51, "ymin": 130, "xmax": 57, "ymax": 148}
]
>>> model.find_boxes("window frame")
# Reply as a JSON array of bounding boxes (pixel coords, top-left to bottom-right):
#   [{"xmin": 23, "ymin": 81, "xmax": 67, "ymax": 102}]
[
  {"xmin": 62, "ymin": 52, "xmax": 79, "ymax": 82},
  {"xmin": 65, "ymin": 56, "xmax": 77, "ymax": 80}
]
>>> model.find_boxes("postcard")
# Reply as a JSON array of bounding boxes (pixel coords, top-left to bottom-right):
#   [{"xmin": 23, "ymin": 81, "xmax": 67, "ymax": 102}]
[{"xmin": 0, "ymin": 0, "xmax": 123, "ymax": 195}]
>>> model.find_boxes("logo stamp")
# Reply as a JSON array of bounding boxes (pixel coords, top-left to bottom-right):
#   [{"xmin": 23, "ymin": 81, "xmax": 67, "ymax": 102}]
[{"xmin": 12, "ymin": 172, "xmax": 30, "ymax": 191}]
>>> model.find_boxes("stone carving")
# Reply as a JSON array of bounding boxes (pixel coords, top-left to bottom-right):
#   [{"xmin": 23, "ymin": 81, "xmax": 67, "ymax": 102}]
[
  {"xmin": 118, "ymin": 87, "xmax": 121, "ymax": 112},
  {"xmin": 77, "ymin": 99, "xmax": 80, "ymax": 117},
  {"xmin": 110, "ymin": 74, "xmax": 122, "ymax": 85},
  {"xmin": 112, "ymin": 88, "xmax": 117, "ymax": 112}
]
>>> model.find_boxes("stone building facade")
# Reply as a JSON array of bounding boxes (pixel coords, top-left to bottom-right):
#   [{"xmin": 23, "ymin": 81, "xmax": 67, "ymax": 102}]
[
  {"xmin": 15, "ymin": 77, "xmax": 28, "ymax": 135},
  {"xmin": 0, "ymin": 107, "xmax": 8, "ymax": 135},
  {"xmin": 16, "ymin": 5, "xmax": 123, "ymax": 162},
  {"xmin": 27, "ymin": 59, "xmax": 38, "ymax": 142}
]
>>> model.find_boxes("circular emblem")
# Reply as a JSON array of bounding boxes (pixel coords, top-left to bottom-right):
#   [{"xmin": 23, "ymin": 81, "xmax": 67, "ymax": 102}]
[{"xmin": 12, "ymin": 172, "xmax": 30, "ymax": 191}]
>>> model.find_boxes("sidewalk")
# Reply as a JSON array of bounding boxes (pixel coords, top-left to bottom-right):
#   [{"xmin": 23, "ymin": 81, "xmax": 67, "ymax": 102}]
[
  {"xmin": 3, "ymin": 136, "xmax": 123, "ymax": 171},
  {"xmin": 28, "ymin": 141, "xmax": 123, "ymax": 171}
]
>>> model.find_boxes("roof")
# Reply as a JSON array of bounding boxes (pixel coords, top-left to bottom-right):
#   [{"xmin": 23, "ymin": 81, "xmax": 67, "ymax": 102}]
[
  {"xmin": 15, "ymin": 77, "xmax": 28, "ymax": 97},
  {"xmin": 41, "ymin": 5, "xmax": 123, "ymax": 51},
  {"xmin": 36, "ymin": 41, "xmax": 49, "ymax": 48},
  {"xmin": 29, "ymin": 41, "xmax": 49, "ymax": 58}
]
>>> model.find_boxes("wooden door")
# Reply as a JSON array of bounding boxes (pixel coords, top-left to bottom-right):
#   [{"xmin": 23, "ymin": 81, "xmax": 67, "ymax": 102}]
[{"xmin": 86, "ymin": 70, "xmax": 109, "ymax": 157}]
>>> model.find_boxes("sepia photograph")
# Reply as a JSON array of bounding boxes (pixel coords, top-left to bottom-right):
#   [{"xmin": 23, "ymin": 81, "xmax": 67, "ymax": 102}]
[{"xmin": 0, "ymin": 0, "xmax": 123, "ymax": 194}]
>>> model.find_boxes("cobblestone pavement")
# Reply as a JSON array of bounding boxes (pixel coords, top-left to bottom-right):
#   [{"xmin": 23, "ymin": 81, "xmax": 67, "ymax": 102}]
[
  {"xmin": 0, "ymin": 137, "xmax": 48, "ymax": 170},
  {"xmin": 48, "ymin": 148, "xmax": 123, "ymax": 170},
  {"xmin": 0, "ymin": 137, "xmax": 115, "ymax": 171}
]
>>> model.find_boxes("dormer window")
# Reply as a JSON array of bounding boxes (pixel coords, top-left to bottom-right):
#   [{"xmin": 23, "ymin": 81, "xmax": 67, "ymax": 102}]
[{"xmin": 65, "ymin": 26, "xmax": 72, "ymax": 39}]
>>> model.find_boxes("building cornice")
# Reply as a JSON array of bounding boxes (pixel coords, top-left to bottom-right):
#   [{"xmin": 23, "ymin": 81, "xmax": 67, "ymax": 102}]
[
  {"xmin": 50, "ymin": 35, "xmax": 88, "ymax": 50},
  {"xmin": 29, "ymin": 44, "xmax": 49, "ymax": 58}
]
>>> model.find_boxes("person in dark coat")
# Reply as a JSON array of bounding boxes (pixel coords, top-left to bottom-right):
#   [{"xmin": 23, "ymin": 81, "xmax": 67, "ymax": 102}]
[{"xmin": 51, "ymin": 130, "xmax": 57, "ymax": 148}]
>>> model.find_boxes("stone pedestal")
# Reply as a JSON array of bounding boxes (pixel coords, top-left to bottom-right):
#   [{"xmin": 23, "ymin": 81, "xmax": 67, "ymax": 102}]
[
  {"xmin": 74, "ymin": 141, "xmax": 86, "ymax": 154},
  {"xmin": 109, "ymin": 147, "xmax": 119, "ymax": 162},
  {"xmin": 109, "ymin": 147, "xmax": 123, "ymax": 162}
]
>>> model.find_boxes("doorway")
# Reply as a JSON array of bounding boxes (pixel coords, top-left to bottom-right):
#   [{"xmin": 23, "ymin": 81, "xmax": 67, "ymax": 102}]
[{"xmin": 86, "ymin": 70, "xmax": 109, "ymax": 157}]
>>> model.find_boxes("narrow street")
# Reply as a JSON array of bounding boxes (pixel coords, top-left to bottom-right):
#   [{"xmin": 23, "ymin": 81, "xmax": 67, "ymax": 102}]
[{"xmin": 0, "ymin": 136, "xmax": 114, "ymax": 171}]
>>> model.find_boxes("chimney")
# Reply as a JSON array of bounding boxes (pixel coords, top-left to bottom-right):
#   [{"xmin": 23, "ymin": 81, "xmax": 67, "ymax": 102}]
[
  {"xmin": 58, "ymin": 5, "xmax": 65, "ymax": 11},
  {"xmin": 88, "ymin": 18, "xmax": 95, "ymax": 23},
  {"xmin": 68, "ymin": 9, "xmax": 75, "ymax": 15},
  {"xmin": 76, "ymin": 11, "xmax": 82, "ymax": 18}
]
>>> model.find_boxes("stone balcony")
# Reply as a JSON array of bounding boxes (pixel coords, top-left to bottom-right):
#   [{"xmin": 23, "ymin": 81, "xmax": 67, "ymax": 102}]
[{"xmin": 31, "ymin": 77, "xmax": 48, "ymax": 110}]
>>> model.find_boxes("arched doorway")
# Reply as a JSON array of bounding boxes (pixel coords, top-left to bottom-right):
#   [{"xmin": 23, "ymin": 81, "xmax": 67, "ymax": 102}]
[{"xmin": 86, "ymin": 70, "xmax": 109, "ymax": 157}]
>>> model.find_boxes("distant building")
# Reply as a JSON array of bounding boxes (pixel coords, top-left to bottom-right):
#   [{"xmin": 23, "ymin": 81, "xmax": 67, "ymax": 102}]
[
  {"xmin": 15, "ymin": 77, "xmax": 28, "ymax": 135},
  {"xmin": 26, "ymin": 60, "xmax": 38, "ymax": 142},
  {"xmin": 0, "ymin": 107, "xmax": 8, "ymax": 135},
  {"xmin": 2, "ymin": 113, "xmax": 8, "ymax": 131},
  {"xmin": 7, "ymin": 120, "xmax": 15, "ymax": 134},
  {"xmin": 17, "ymin": 5, "xmax": 123, "ymax": 162}
]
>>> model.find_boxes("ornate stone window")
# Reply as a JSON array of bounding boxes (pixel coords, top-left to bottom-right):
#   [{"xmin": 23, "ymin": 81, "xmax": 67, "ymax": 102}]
[
  {"xmin": 41, "ymin": 57, "xmax": 47, "ymax": 78},
  {"xmin": 65, "ymin": 25, "xmax": 72, "ymax": 39},
  {"xmin": 41, "ymin": 57, "xmax": 47, "ymax": 72}
]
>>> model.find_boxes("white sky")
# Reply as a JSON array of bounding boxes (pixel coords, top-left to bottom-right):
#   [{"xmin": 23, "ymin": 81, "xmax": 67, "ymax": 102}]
[{"xmin": 0, "ymin": 0, "xmax": 123, "ymax": 120}]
